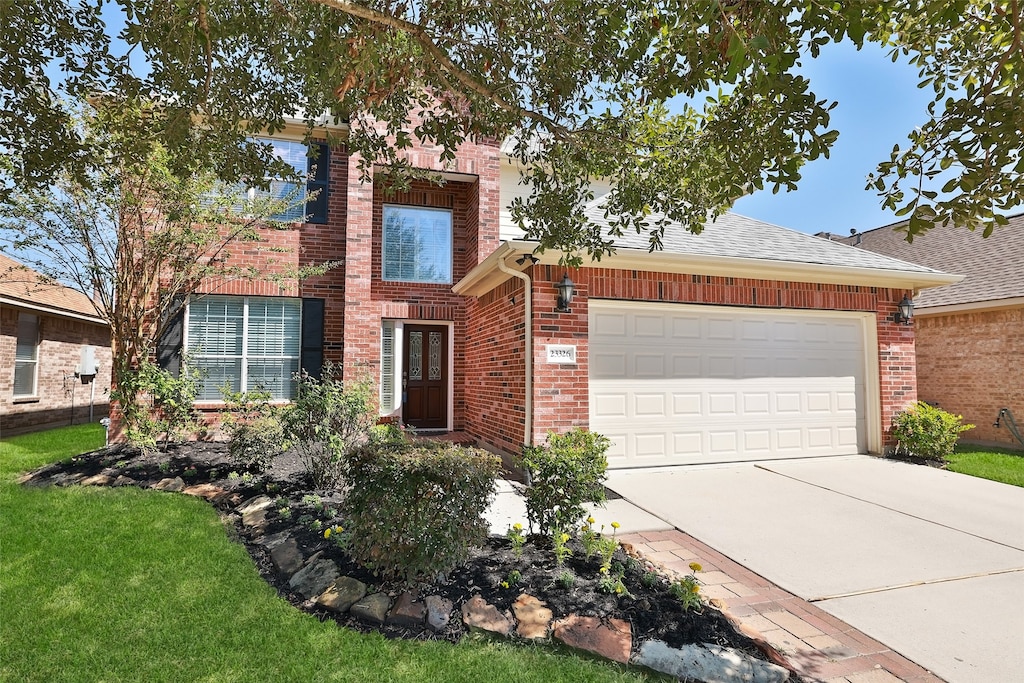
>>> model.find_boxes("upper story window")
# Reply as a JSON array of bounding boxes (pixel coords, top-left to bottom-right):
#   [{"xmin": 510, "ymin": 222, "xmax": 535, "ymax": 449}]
[
  {"xmin": 382, "ymin": 205, "xmax": 453, "ymax": 284},
  {"xmin": 243, "ymin": 138, "xmax": 330, "ymax": 224},
  {"xmin": 13, "ymin": 312, "xmax": 39, "ymax": 397},
  {"xmin": 185, "ymin": 295, "xmax": 301, "ymax": 401}
]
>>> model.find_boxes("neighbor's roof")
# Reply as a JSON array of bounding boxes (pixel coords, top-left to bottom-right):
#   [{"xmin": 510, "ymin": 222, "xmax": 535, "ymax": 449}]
[
  {"xmin": 455, "ymin": 201, "xmax": 961, "ymax": 296},
  {"xmin": 0, "ymin": 253, "xmax": 105, "ymax": 323},
  {"xmin": 832, "ymin": 211, "xmax": 1024, "ymax": 310}
]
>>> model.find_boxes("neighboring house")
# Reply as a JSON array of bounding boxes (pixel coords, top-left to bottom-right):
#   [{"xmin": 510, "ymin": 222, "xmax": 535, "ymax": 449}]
[
  {"xmin": 160, "ymin": 126, "xmax": 959, "ymax": 468},
  {"xmin": 828, "ymin": 214, "xmax": 1024, "ymax": 450},
  {"xmin": 0, "ymin": 254, "xmax": 112, "ymax": 436}
]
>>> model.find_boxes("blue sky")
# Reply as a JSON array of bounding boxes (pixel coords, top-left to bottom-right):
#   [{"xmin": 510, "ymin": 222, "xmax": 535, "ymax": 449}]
[{"xmin": 730, "ymin": 41, "xmax": 933, "ymax": 235}]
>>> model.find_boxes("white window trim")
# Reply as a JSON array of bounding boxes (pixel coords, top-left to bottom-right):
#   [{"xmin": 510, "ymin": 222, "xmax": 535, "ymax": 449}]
[
  {"xmin": 184, "ymin": 295, "xmax": 302, "ymax": 402},
  {"xmin": 380, "ymin": 319, "xmax": 453, "ymax": 431},
  {"xmin": 381, "ymin": 204, "xmax": 454, "ymax": 285},
  {"xmin": 13, "ymin": 312, "xmax": 40, "ymax": 398}
]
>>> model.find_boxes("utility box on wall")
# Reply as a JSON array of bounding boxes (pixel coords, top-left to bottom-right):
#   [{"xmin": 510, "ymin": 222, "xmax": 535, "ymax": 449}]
[{"xmin": 77, "ymin": 345, "xmax": 99, "ymax": 383}]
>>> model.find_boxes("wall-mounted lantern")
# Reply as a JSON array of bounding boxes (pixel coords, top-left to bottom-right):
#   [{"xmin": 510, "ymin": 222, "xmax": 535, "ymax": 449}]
[
  {"xmin": 894, "ymin": 294, "xmax": 914, "ymax": 325},
  {"xmin": 555, "ymin": 274, "xmax": 575, "ymax": 313}
]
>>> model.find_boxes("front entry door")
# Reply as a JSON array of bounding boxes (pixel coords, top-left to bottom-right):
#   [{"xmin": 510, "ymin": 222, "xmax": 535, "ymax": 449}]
[{"xmin": 402, "ymin": 324, "xmax": 448, "ymax": 429}]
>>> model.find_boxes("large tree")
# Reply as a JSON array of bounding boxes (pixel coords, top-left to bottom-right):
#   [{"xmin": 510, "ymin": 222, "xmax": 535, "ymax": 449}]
[{"xmin": 3, "ymin": 1, "xmax": 1021, "ymax": 260}]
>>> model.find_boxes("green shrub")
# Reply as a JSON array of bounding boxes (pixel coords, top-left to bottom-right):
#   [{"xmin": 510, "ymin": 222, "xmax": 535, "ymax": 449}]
[
  {"xmin": 891, "ymin": 401, "xmax": 974, "ymax": 462},
  {"xmin": 113, "ymin": 357, "xmax": 201, "ymax": 452},
  {"xmin": 340, "ymin": 441, "xmax": 500, "ymax": 583},
  {"xmin": 220, "ymin": 388, "xmax": 285, "ymax": 472},
  {"xmin": 282, "ymin": 363, "xmax": 377, "ymax": 488},
  {"xmin": 521, "ymin": 428, "xmax": 610, "ymax": 534}
]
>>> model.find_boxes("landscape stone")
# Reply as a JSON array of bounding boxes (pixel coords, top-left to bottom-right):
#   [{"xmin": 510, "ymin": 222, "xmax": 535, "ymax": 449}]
[
  {"xmin": 512, "ymin": 594, "xmax": 552, "ymax": 640},
  {"xmin": 183, "ymin": 483, "xmax": 226, "ymax": 501},
  {"xmin": 81, "ymin": 474, "xmax": 113, "ymax": 486},
  {"xmin": 461, "ymin": 595, "xmax": 512, "ymax": 636},
  {"xmin": 387, "ymin": 591, "xmax": 426, "ymax": 629},
  {"xmin": 553, "ymin": 615, "xmax": 632, "ymax": 664},
  {"xmin": 316, "ymin": 577, "xmax": 367, "ymax": 613},
  {"xmin": 237, "ymin": 495, "xmax": 275, "ymax": 528},
  {"xmin": 261, "ymin": 529, "xmax": 293, "ymax": 550},
  {"xmin": 424, "ymin": 595, "xmax": 453, "ymax": 632},
  {"xmin": 350, "ymin": 593, "xmax": 391, "ymax": 625},
  {"xmin": 288, "ymin": 557, "xmax": 340, "ymax": 598},
  {"xmin": 112, "ymin": 475, "xmax": 137, "ymax": 487},
  {"xmin": 151, "ymin": 477, "xmax": 186, "ymax": 492},
  {"xmin": 237, "ymin": 495, "xmax": 274, "ymax": 515},
  {"xmin": 270, "ymin": 538, "xmax": 303, "ymax": 576},
  {"xmin": 633, "ymin": 640, "xmax": 789, "ymax": 683}
]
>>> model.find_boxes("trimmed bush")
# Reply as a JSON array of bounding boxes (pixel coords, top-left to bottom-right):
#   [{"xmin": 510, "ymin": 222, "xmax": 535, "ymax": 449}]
[
  {"xmin": 340, "ymin": 442, "xmax": 501, "ymax": 583},
  {"xmin": 521, "ymin": 428, "xmax": 610, "ymax": 535},
  {"xmin": 113, "ymin": 358, "xmax": 201, "ymax": 452},
  {"xmin": 282, "ymin": 363, "xmax": 377, "ymax": 488},
  {"xmin": 891, "ymin": 401, "xmax": 975, "ymax": 462}
]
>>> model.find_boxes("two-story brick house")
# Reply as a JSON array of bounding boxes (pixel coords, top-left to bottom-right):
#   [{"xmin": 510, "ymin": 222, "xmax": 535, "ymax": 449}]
[{"xmin": 160, "ymin": 125, "xmax": 959, "ymax": 468}]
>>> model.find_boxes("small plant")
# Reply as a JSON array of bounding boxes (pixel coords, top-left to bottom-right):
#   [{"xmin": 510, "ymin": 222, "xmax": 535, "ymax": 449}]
[
  {"xmin": 521, "ymin": 428, "xmax": 610, "ymax": 535},
  {"xmin": 579, "ymin": 517, "xmax": 601, "ymax": 558},
  {"xmin": 598, "ymin": 561, "xmax": 631, "ymax": 597},
  {"xmin": 551, "ymin": 527, "xmax": 573, "ymax": 566},
  {"xmin": 891, "ymin": 401, "xmax": 975, "ymax": 462},
  {"xmin": 324, "ymin": 524, "xmax": 349, "ymax": 550},
  {"xmin": 669, "ymin": 562, "xmax": 705, "ymax": 611},
  {"xmin": 220, "ymin": 387, "xmax": 286, "ymax": 473},
  {"xmin": 641, "ymin": 571, "xmax": 660, "ymax": 589},
  {"xmin": 228, "ymin": 471, "xmax": 240, "ymax": 480},
  {"xmin": 113, "ymin": 357, "xmax": 201, "ymax": 452},
  {"xmin": 158, "ymin": 461, "xmax": 171, "ymax": 473},
  {"xmin": 500, "ymin": 569, "xmax": 522, "ymax": 588},
  {"xmin": 182, "ymin": 466, "xmax": 198, "ymax": 479},
  {"xmin": 556, "ymin": 569, "xmax": 576, "ymax": 589},
  {"xmin": 277, "ymin": 506, "xmax": 292, "ymax": 519},
  {"xmin": 507, "ymin": 523, "xmax": 526, "ymax": 556},
  {"xmin": 282, "ymin": 363, "xmax": 377, "ymax": 488}
]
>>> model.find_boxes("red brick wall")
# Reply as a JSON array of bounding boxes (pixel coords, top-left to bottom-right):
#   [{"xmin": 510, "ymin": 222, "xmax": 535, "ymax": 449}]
[
  {"xmin": 1, "ymin": 305, "xmax": 112, "ymax": 435},
  {"xmin": 465, "ymin": 266, "xmax": 918, "ymax": 456},
  {"xmin": 915, "ymin": 306, "xmax": 1024, "ymax": 449},
  {"xmin": 464, "ymin": 278, "xmax": 528, "ymax": 454}
]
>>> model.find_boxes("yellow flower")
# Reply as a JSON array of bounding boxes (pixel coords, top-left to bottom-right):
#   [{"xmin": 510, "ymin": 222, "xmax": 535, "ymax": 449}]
[
  {"xmin": 500, "ymin": 581, "xmax": 509, "ymax": 589},
  {"xmin": 690, "ymin": 584, "xmax": 700, "ymax": 594},
  {"xmin": 688, "ymin": 562, "xmax": 702, "ymax": 573},
  {"xmin": 587, "ymin": 516, "xmax": 595, "ymax": 525},
  {"xmin": 513, "ymin": 523, "xmax": 523, "ymax": 531},
  {"xmin": 323, "ymin": 528, "xmax": 332, "ymax": 539},
  {"xmin": 611, "ymin": 521, "xmax": 621, "ymax": 530}
]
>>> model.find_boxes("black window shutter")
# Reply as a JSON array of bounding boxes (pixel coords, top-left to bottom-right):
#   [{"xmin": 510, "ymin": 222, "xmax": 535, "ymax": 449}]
[
  {"xmin": 156, "ymin": 299, "xmax": 184, "ymax": 377},
  {"xmin": 306, "ymin": 143, "xmax": 329, "ymax": 224},
  {"xmin": 301, "ymin": 298, "xmax": 325, "ymax": 379}
]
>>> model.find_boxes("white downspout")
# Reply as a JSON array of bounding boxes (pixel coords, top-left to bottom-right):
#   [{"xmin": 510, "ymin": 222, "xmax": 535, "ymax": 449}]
[{"xmin": 496, "ymin": 257, "xmax": 533, "ymax": 447}]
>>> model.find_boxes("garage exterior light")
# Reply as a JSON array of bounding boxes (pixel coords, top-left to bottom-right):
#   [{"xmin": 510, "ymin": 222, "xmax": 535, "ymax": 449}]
[
  {"xmin": 555, "ymin": 274, "xmax": 575, "ymax": 313},
  {"xmin": 895, "ymin": 294, "xmax": 915, "ymax": 325}
]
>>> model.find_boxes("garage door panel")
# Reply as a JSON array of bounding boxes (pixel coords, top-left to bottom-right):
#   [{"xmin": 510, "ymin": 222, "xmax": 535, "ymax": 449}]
[{"xmin": 591, "ymin": 302, "xmax": 869, "ymax": 467}]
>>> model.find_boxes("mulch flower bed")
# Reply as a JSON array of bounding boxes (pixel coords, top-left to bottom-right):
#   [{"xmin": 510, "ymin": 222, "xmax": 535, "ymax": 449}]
[{"xmin": 22, "ymin": 441, "xmax": 789, "ymax": 677}]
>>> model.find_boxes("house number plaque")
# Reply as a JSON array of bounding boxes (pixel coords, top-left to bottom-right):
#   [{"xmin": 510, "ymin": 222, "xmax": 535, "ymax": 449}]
[{"xmin": 545, "ymin": 345, "xmax": 577, "ymax": 364}]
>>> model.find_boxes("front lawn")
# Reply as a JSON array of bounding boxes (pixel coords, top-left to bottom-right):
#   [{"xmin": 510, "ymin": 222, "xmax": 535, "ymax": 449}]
[
  {"xmin": 0, "ymin": 425, "xmax": 651, "ymax": 683},
  {"xmin": 946, "ymin": 444, "xmax": 1024, "ymax": 487}
]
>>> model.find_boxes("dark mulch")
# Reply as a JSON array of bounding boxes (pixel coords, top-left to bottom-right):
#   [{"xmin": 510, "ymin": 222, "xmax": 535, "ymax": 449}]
[{"xmin": 24, "ymin": 441, "xmax": 778, "ymax": 667}]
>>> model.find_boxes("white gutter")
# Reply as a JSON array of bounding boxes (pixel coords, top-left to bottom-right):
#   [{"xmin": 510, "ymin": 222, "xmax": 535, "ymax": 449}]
[
  {"xmin": 0, "ymin": 295, "xmax": 107, "ymax": 326},
  {"xmin": 495, "ymin": 255, "xmax": 533, "ymax": 448}
]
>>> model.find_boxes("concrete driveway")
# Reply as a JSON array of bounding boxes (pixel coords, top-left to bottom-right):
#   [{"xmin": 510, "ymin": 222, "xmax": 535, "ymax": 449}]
[{"xmin": 605, "ymin": 455, "xmax": 1024, "ymax": 683}]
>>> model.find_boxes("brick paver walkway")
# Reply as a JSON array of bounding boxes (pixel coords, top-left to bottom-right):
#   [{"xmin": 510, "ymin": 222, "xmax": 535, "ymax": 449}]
[{"xmin": 621, "ymin": 530, "xmax": 945, "ymax": 683}]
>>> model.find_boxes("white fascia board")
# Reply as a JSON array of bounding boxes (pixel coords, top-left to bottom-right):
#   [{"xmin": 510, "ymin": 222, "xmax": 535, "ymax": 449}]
[
  {"xmin": 454, "ymin": 240, "xmax": 963, "ymax": 297},
  {"xmin": 0, "ymin": 296, "xmax": 107, "ymax": 326},
  {"xmin": 914, "ymin": 296, "xmax": 1024, "ymax": 317}
]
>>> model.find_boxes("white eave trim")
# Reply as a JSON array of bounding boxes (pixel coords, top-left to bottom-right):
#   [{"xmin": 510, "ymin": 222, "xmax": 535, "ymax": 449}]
[
  {"xmin": 914, "ymin": 296, "xmax": 1024, "ymax": 317},
  {"xmin": 454, "ymin": 241, "xmax": 963, "ymax": 297},
  {"xmin": 0, "ymin": 295, "xmax": 107, "ymax": 326}
]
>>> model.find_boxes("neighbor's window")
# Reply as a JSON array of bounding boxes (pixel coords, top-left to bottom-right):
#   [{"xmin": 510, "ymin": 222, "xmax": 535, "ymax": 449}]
[
  {"xmin": 186, "ymin": 295, "xmax": 301, "ymax": 401},
  {"xmin": 382, "ymin": 205, "xmax": 453, "ymax": 284},
  {"xmin": 13, "ymin": 312, "xmax": 39, "ymax": 397}
]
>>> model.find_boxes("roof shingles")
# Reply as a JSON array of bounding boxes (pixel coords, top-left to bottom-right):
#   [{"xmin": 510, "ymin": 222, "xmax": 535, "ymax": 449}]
[{"xmin": 0, "ymin": 253, "xmax": 103, "ymax": 320}]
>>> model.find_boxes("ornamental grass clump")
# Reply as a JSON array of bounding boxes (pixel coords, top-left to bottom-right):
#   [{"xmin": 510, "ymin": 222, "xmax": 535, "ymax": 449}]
[
  {"xmin": 891, "ymin": 401, "xmax": 974, "ymax": 462},
  {"xmin": 521, "ymin": 428, "xmax": 610, "ymax": 535},
  {"xmin": 340, "ymin": 441, "xmax": 500, "ymax": 583}
]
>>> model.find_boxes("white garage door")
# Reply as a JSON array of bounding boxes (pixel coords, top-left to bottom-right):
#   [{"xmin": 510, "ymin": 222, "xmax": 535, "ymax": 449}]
[{"xmin": 589, "ymin": 301, "xmax": 869, "ymax": 468}]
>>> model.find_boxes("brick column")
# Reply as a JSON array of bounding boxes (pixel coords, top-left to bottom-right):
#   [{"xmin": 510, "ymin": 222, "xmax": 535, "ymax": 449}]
[
  {"xmin": 342, "ymin": 154, "xmax": 380, "ymax": 381},
  {"xmin": 877, "ymin": 290, "xmax": 918, "ymax": 451}
]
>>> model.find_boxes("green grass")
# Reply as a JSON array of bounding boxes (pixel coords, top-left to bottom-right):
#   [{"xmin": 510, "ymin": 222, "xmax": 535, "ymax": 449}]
[
  {"xmin": 946, "ymin": 444, "xmax": 1024, "ymax": 487},
  {"xmin": 0, "ymin": 426, "xmax": 652, "ymax": 683}
]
